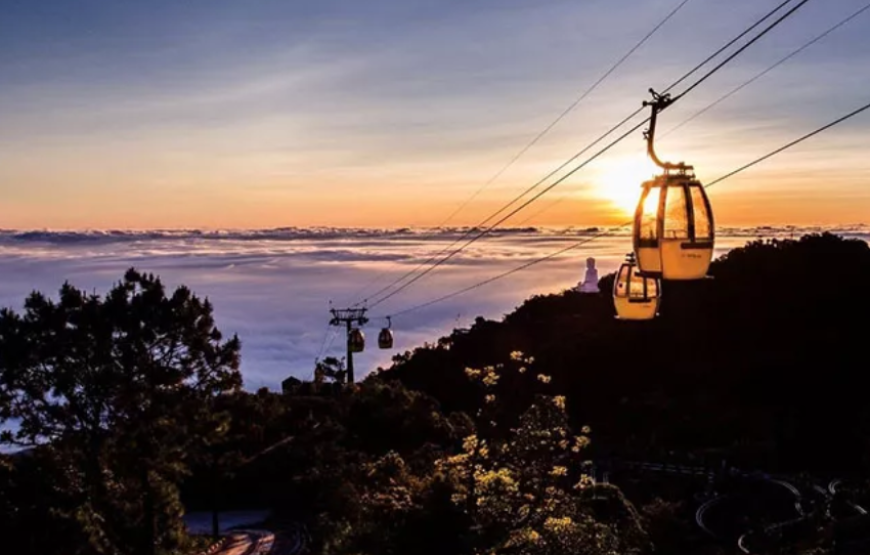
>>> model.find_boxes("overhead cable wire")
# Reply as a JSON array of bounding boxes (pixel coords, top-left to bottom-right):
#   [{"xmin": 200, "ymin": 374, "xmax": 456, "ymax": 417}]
[
  {"xmin": 343, "ymin": 258, "xmax": 400, "ymax": 308},
  {"xmin": 435, "ymin": 0, "xmax": 695, "ymax": 226},
  {"xmin": 663, "ymin": 0, "xmax": 796, "ymax": 94},
  {"xmin": 322, "ymin": 327, "xmax": 340, "ymax": 357},
  {"xmin": 366, "ymin": 0, "xmax": 813, "ymax": 310},
  {"xmin": 365, "ymin": 116, "xmax": 648, "ymax": 310},
  {"xmin": 522, "ymin": 0, "xmax": 865, "ymax": 225},
  {"xmin": 670, "ymin": 0, "xmax": 812, "ymax": 102},
  {"xmin": 515, "ymin": 194, "xmax": 569, "ymax": 226},
  {"xmin": 357, "ymin": 107, "xmax": 644, "ymax": 307},
  {"xmin": 361, "ymin": 0, "xmax": 806, "ymax": 308},
  {"xmin": 381, "ymin": 96, "xmax": 870, "ymax": 318},
  {"xmin": 349, "ymin": 0, "xmax": 700, "ymax": 308},
  {"xmin": 314, "ymin": 325, "xmax": 332, "ymax": 361},
  {"xmin": 515, "ymin": 0, "xmax": 807, "ymax": 227},
  {"xmin": 661, "ymin": 0, "xmax": 870, "ymax": 138},
  {"xmin": 705, "ymin": 98, "xmax": 870, "ymax": 189},
  {"xmin": 382, "ymin": 228, "xmax": 620, "ymax": 319}
]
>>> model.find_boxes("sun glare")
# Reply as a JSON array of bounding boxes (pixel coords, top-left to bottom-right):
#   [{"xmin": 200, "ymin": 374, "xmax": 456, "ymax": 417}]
[{"xmin": 594, "ymin": 157, "xmax": 659, "ymax": 217}]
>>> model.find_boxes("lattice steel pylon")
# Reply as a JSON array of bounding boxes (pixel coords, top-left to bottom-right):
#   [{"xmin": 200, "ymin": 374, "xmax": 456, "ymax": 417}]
[{"xmin": 329, "ymin": 306, "xmax": 369, "ymax": 384}]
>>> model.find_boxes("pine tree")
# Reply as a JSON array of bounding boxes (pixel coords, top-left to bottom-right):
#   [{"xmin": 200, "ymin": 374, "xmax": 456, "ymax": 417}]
[{"xmin": 0, "ymin": 269, "xmax": 242, "ymax": 555}]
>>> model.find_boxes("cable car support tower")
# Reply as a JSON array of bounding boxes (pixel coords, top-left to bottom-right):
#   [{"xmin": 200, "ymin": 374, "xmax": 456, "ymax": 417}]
[{"xmin": 329, "ymin": 306, "xmax": 368, "ymax": 384}]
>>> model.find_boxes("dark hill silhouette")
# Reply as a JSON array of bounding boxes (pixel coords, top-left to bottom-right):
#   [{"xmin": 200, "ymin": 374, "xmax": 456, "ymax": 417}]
[{"xmin": 378, "ymin": 233, "xmax": 870, "ymax": 474}]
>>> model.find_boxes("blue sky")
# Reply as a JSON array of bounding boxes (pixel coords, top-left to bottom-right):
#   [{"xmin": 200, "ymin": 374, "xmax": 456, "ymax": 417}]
[{"xmin": 2, "ymin": 0, "xmax": 869, "ymax": 228}]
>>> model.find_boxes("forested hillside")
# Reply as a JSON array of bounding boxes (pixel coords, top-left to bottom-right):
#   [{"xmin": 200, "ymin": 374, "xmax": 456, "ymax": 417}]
[
  {"xmin": 2, "ymin": 233, "xmax": 868, "ymax": 555},
  {"xmin": 382, "ymin": 233, "xmax": 870, "ymax": 473}
]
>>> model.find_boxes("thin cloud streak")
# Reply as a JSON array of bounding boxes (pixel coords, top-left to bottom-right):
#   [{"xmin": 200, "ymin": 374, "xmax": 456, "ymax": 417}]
[{"xmin": 1, "ymin": 0, "xmax": 869, "ymax": 228}]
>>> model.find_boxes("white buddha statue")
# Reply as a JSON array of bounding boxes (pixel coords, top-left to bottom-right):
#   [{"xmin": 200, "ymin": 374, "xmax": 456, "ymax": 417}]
[{"xmin": 577, "ymin": 257, "xmax": 599, "ymax": 293}]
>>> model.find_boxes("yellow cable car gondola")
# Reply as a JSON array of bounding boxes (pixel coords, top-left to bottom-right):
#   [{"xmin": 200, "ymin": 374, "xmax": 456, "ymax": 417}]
[
  {"xmin": 613, "ymin": 252, "xmax": 660, "ymax": 320},
  {"xmin": 378, "ymin": 317, "xmax": 394, "ymax": 349},
  {"xmin": 633, "ymin": 90, "xmax": 714, "ymax": 280},
  {"xmin": 349, "ymin": 327, "xmax": 365, "ymax": 353}
]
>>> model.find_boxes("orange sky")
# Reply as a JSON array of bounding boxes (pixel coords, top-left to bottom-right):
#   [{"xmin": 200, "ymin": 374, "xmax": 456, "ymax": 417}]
[{"xmin": 2, "ymin": 0, "xmax": 869, "ymax": 230}]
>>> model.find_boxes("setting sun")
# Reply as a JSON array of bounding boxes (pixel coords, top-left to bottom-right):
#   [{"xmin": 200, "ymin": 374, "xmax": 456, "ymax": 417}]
[{"xmin": 592, "ymin": 156, "xmax": 660, "ymax": 217}]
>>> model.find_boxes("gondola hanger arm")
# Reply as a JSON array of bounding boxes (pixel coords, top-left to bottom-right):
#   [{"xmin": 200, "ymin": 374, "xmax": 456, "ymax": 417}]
[{"xmin": 642, "ymin": 88, "xmax": 690, "ymax": 171}]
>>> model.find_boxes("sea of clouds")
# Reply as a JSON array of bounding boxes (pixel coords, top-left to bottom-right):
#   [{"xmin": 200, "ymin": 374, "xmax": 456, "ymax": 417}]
[{"xmin": 0, "ymin": 225, "xmax": 866, "ymax": 390}]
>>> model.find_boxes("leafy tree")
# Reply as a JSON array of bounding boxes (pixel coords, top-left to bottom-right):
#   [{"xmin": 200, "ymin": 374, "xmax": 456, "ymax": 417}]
[
  {"xmin": 639, "ymin": 498, "xmax": 695, "ymax": 555},
  {"xmin": 266, "ymin": 380, "xmax": 470, "ymax": 528},
  {"xmin": 182, "ymin": 387, "xmax": 292, "ymax": 539},
  {"xmin": 315, "ymin": 356, "xmax": 347, "ymax": 384},
  {"xmin": 320, "ymin": 352, "xmax": 649, "ymax": 555},
  {"xmin": 437, "ymin": 352, "xmax": 649, "ymax": 555},
  {"xmin": 383, "ymin": 234, "xmax": 870, "ymax": 474},
  {"xmin": 0, "ymin": 269, "xmax": 242, "ymax": 555},
  {"xmin": 0, "ymin": 449, "xmax": 96, "ymax": 554}
]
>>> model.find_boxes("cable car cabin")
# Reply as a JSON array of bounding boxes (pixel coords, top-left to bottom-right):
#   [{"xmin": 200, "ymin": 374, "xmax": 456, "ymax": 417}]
[
  {"xmin": 633, "ymin": 168, "xmax": 714, "ymax": 280},
  {"xmin": 378, "ymin": 327, "xmax": 394, "ymax": 349},
  {"xmin": 378, "ymin": 317, "xmax": 394, "ymax": 349},
  {"xmin": 349, "ymin": 328, "xmax": 365, "ymax": 353},
  {"xmin": 633, "ymin": 89, "xmax": 715, "ymax": 280},
  {"xmin": 613, "ymin": 253, "xmax": 660, "ymax": 321}
]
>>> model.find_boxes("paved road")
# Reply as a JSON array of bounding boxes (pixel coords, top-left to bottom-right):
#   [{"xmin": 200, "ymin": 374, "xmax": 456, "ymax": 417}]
[
  {"xmin": 210, "ymin": 525, "xmax": 307, "ymax": 555},
  {"xmin": 212, "ymin": 530, "xmax": 275, "ymax": 555}
]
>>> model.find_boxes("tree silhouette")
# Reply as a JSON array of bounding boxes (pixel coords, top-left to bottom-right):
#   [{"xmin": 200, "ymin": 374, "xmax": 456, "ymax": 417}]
[
  {"xmin": 315, "ymin": 356, "xmax": 348, "ymax": 384},
  {"xmin": 0, "ymin": 268, "xmax": 242, "ymax": 555},
  {"xmin": 383, "ymin": 234, "xmax": 870, "ymax": 474}
]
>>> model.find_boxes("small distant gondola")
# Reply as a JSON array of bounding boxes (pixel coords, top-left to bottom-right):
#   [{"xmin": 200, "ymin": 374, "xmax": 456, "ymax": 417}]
[
  {"xmin": 378, "ymin": 317, "xmax": 394, "ymax": 349},
  {"xmin": 613, "ymin": 252, "xmax": 660, "ymax": 321},
  {"xmin": 349, "ymin": 328, "xmax": 365, "ymax": 353}
]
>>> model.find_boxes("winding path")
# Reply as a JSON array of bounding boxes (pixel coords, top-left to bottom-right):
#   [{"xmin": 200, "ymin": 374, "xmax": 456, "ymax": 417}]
[
  {"xmin": 210, "ymin": 527, "xmax": 307, "ymax": 555},
  {"xmin": 212, "ymin": 530, "xmax": 272, "ymax": 555},
  {"xmin": 829, "ymin": 479, "xmax": 868, "ymax": 516}
]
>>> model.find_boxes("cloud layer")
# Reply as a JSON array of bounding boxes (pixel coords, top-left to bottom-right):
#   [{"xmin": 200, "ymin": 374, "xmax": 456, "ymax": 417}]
[{"xmin": 1, "ymin": 225, "xmax": 866, "ymax": 390}]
